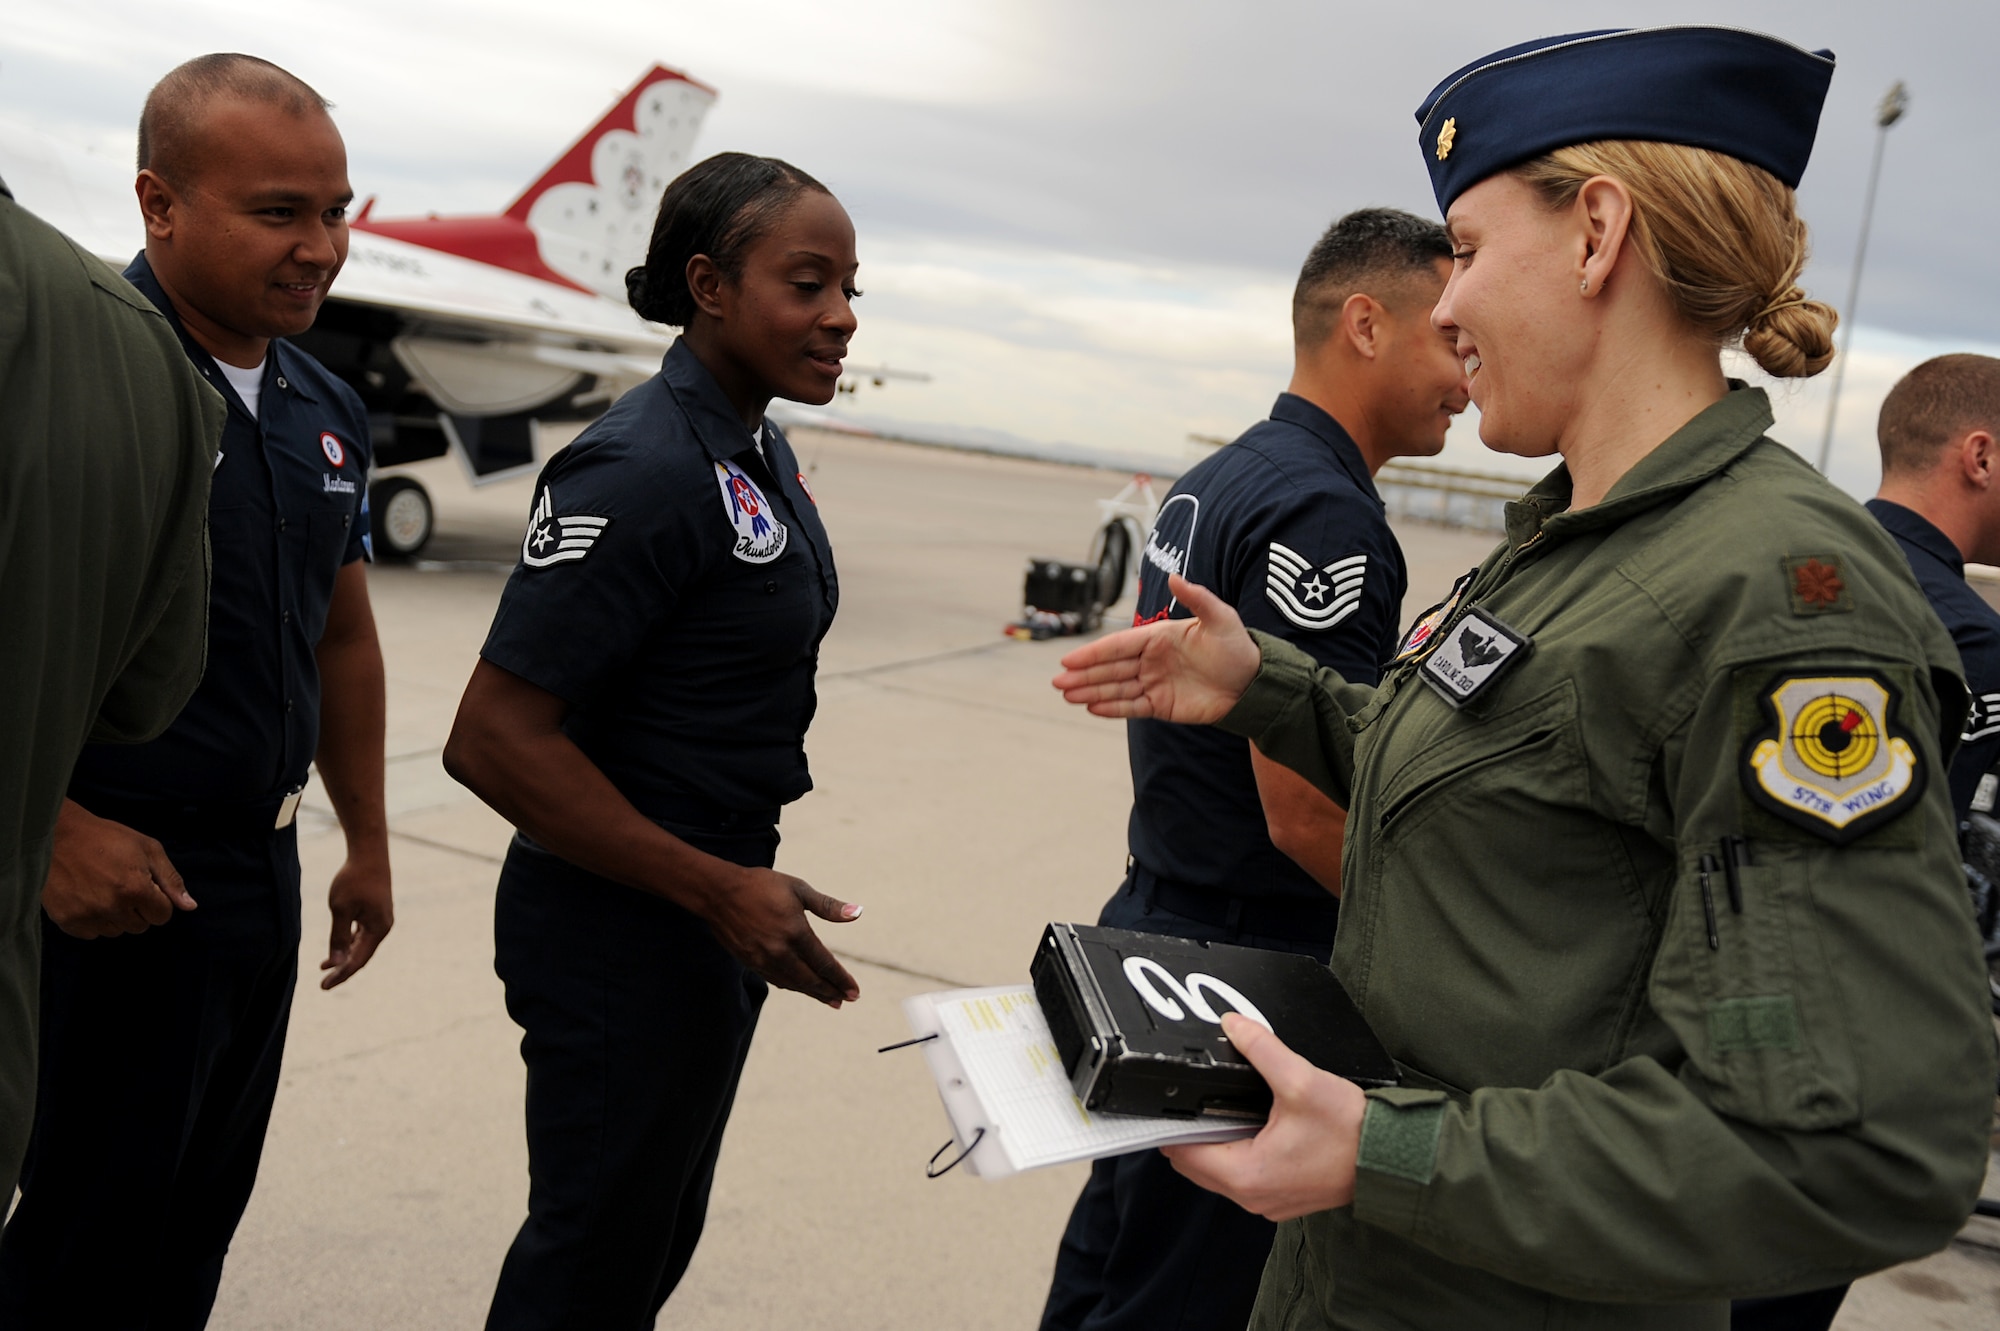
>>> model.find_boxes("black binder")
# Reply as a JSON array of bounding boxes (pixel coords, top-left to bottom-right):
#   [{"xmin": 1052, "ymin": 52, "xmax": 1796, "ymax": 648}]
[{"xmin": 1030, "ymin": 922, "xmax": 1398, "ymax": 1120}]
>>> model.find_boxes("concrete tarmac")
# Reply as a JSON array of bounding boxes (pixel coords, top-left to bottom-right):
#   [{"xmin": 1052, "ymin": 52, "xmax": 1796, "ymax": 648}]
[{"xmin": 204, "ymin": 429, "xmax": 1999, "ymax": 1328}]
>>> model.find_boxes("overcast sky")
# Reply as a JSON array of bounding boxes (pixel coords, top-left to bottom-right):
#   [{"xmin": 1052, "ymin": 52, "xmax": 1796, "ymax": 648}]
[{"xmin": 5, "ymin": 0, "xmax": 1994, "ymax": 488}]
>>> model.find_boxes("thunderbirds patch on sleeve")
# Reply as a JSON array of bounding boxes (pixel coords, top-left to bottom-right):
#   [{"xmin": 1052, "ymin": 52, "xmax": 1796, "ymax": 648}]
[
  {"xmin": 714, "ymin": 458, "xmax": 788, "ymax": 564},
  {"xmin": 522, "ymin": 485, "xmax": 610, "ymax": 568},
  {"xmin": 1741, "ymin": 672, "xmax": 1923, "ymax": 843},
  {"xmin": 1266, "ymin": 543, "xmax": 1366, "ymax": 631}
]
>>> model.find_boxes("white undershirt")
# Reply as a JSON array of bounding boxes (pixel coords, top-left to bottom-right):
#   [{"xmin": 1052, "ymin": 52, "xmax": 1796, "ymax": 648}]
[{"xmin": 216, "ymin": 356, "xmax": 266, "ymax": 419}]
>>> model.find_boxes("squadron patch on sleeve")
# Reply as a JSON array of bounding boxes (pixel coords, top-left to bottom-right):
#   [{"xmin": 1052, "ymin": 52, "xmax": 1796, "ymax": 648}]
[
  {"xmin": 1741, "ymin": 672, "xmax": 1923, "ymax": 843},
  {"xmin": 1266, "ymin": 543, "xmax": 1366, "ymax": 631},
  {"xmin": 1418, "ymin": 606, "xmax": 1529, "ymax": 708},
  {"xmin": 522, "ymin": 485, "xmax": 610, "ymax": 568},
  {"xmin": 714, "ymin": 458, "xmax": 788, "ymax": 564}
]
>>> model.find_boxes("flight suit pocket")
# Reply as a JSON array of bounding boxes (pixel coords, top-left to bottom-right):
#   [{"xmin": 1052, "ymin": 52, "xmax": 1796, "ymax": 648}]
[{"xmin": 1657, "ymin": 842, "xmax": 1861, "ymax": 1130}]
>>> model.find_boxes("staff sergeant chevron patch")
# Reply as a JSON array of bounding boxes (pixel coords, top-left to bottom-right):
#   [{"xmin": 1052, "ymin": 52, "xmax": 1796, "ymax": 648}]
[
  {"xmin": 522, "ymin": 485, "xmax": 611, "ymax": 568},
  {"xmin": 1266, "ymin": 543, "xmax": 1366, "ymax": 631}
]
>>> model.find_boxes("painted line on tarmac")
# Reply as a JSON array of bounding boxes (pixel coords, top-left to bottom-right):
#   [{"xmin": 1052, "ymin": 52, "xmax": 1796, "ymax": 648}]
[{"xmin": 820, "ymin": 640, "xmax": 1013, "ymax": 681}]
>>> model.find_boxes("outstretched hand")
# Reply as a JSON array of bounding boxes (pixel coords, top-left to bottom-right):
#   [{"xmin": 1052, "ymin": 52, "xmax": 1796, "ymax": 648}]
[
  {"xmin": 705, "ymin": 867, "xmax": 862, "ymax": 1009},
  {"xmin": 1052, "ymin": 575, "xmax": 1261, "ymax": 723},
  {"xmin": 1160, "ymin": 1013, "xmax": 1368, "ymax": 1221}
]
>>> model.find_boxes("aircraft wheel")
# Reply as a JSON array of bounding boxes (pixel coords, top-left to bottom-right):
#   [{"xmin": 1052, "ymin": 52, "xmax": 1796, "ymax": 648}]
[
  {"xmin": 370, "ymin": 477, "xmax": 434, "ymax": 560},
  {"xmin": 1091, "ymin": 520, "xmax": 1132, "ymax": 608}
]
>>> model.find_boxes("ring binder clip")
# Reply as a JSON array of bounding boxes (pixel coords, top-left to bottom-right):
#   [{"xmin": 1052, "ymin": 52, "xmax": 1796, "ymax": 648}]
[{"xmin": 926, "ymin": 1127, "xmax": 985, "ymax": 1178}]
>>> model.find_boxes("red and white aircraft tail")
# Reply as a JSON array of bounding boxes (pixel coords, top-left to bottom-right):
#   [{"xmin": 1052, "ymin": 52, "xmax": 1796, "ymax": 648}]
[{"xmin": 354, "ymin": 65, "xmax": 716, "ymax": 301}]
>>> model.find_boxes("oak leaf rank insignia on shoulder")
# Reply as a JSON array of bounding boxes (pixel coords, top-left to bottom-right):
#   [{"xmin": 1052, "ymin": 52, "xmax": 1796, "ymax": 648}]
[
  {"xmin": 1741, "ymin": 672, "xmax": 1923, "ymax": 843},
  {"xmin": 1784, "ymin": 555, "xmax": 1852, "ymax": 615},
  {"xmin": 522, "ymin": 485, "xmax": 610, "ymax": 568}
]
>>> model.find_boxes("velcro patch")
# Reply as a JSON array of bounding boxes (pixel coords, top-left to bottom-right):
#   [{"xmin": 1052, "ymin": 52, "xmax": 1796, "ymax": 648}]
[
  {"xmin": 1740, "ymin": 671, "xmax": 1924, "ymax": 843},
  {"xmin": 1418, "ymin": 607, "xmax": 1529, "ymax": 708}
]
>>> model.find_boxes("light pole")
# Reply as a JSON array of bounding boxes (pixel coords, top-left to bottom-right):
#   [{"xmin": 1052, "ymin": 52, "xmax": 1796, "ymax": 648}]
[{"xmin": 1816, "ymin": 81, "xmax": 1909, "ymax": 474}]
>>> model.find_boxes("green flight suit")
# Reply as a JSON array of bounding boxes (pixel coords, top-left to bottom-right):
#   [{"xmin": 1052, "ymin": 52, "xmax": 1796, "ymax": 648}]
[
  {"xmin": 0, "ymin": 183, "xmax": 221, "ymax": 1193},
  {"xmin": 1218, "ymin": 387, "xmax": 1997, "ymax": 1329}
]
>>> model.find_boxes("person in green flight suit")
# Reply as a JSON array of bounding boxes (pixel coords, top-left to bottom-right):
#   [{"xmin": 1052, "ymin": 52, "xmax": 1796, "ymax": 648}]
[{"xmin": 1052, "ymin": 26, "xmax": 1996, "ymax": 1331}]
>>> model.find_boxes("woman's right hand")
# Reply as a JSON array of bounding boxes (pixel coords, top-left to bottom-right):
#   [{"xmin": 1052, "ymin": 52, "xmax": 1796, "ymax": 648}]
[
  {"xmin": 1052, "ymin": 574, "xmax": 1261, "ymax": 723},
  {"xmin": 703, "ymin": 867, "xmax": 861, "ymax": 1008}
]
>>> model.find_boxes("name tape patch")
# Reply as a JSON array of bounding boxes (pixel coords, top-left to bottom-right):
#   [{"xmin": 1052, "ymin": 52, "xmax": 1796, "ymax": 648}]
[
  {"xmin": 1418, "ymin": 607, "xmax": 1529, "ymax": 707},
  {"xmin": 1741, "ymin": 672, "xmax": 1923, "ymax": 843},
  {"xmin": 715, "ymin": 458, "xmax": 787, "ymax": 564},
  {"xmin": 522, "ymin": 485, "xmax": 610, "ymax": 568}
]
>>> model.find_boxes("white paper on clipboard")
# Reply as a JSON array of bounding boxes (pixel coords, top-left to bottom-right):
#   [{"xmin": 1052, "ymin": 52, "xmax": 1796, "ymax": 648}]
[{"xmin": 901, "ymin": 985, "xmax": 1256, "ymax": 1179}]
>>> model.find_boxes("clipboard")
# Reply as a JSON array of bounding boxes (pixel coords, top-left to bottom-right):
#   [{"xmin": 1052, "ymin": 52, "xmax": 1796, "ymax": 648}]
[{"xmin": 898, "ymin": 985, "xmax": 1255, "ymax": 1179}]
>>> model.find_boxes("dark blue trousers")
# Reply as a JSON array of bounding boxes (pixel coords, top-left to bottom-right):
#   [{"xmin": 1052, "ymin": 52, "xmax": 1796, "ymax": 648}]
[
  {"xmin": 484, "ymin": 829, "xmax": 772, "ymax": 1331},
  {"xmin": 1039, "ymin": 874, "xmax": 1336, "ymax": 1331},
  {"xmin": 0, "ymin": 823, "xmax": 301, "ymax": 1331}
]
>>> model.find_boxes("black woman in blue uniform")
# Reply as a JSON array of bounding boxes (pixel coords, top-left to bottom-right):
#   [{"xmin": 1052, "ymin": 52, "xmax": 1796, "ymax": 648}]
[
  {"xmin": 0, "ymin": 56, "xmax": 393, "ymax": 1329},
  {"xmin": 1040, "ymin": 208, "xmax": 1468, "ymax": 1331},
  {"xmin": 444, "ymin": 152, "xmax": 858, "ymax": 1331}
]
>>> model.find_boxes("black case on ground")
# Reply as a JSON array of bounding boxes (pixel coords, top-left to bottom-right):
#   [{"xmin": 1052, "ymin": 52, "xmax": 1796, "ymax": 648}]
[
  {"xmin": 1030, "ymin": 922, "xmax": 1398, "ymax": 1120},
  {"xmin": 1023, "ymin": 558, "xmax": 1102, "ymax": 615}
]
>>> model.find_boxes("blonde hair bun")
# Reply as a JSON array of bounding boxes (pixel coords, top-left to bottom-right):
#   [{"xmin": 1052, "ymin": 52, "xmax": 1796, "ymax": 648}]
[{"xmin": 1743, "ymin": 288, "xmax": 1838, "ymax": 378}]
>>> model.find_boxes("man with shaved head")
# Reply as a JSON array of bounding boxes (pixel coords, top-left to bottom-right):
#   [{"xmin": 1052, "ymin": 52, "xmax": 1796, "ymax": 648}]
[{"xmin": 0, "ymin": 54, "xmax": 394, "ymax": 1327}]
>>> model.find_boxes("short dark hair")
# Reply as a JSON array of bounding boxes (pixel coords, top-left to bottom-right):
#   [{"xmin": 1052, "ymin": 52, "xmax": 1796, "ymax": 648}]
[
  {"xmin": 1292, "ymin": 207, "xmax": 1451, "ymax": 347},
  {"xmin": 626, "ymin": 153, "xmax": 830, "ymax": 327},
  {"xmin": 1878, "ymin": 354, "xmax": 2000, "ymax": 477},
  {"xmin": 138, "ymin": 54, "xmax": 331, "ymax": 186}
]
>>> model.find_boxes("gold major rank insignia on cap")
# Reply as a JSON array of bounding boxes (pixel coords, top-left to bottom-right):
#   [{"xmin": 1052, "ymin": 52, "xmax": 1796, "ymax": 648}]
[
  {"xmin": 1783, "ymin": 554, "xmax": 1851, "ymax": 615},
  {"xmin": 1741, "ymin": 672, "xmax": 1923, "ymax": 843},
  {"xmin": 1435, "ymin": 117, "xmax": 1457, "ymax": 161}
]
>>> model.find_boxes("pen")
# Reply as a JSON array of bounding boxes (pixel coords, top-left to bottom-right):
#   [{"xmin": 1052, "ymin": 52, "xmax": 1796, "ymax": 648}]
[
  {"xmin": 1698, "ymin": 853, "xmax": 1720, "ymax": 950},
  {"xmin": 1720, "ymin": 836, "xmax": 1747, "ymax": 914}
]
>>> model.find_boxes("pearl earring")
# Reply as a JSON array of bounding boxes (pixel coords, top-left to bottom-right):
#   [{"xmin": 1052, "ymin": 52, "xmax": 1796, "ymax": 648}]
[{"xmin": 1580, "ymin": 280, "xmax": 1589, "ymax": 294}]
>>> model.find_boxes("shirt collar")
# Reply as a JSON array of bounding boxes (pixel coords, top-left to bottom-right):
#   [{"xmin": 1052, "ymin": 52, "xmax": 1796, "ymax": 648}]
[
  {"xmin": 1865, "ymin": 498, "xmax": 1965, "ymax": 576},
  {"xmin": 661, "ymin": 337, "xmax": 763, "ymax": 463},
  {"xmin": 120, "ymin": 252, "xmax": 320, "ymax": 406},
  {"xmin": 1503, "ymin": 384, "xmax": 1776, "ymax": 547},
  {"xmin": 1268, "ymin": 393, "xmax": 1381, "ymax": 503}
]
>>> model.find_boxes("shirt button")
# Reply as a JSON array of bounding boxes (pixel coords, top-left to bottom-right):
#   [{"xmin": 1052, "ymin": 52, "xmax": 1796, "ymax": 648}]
[
  {"xmin": 765, "ymin": 580, "xmax": 778, "ymax": 594},
  {"xmin": 282, "ymin": 610, "xmax": 292, "ymax": 625},
  {"xmin": 276, "ymin": 376, "xmax": 289, "ymax": 389},
  {"xmin": 277, "ymin": 518, "xmax": 288, "ymax": 532},
  {"xmin": 285, "ymin": 697, "xmax": 295, "ymax": 714}
]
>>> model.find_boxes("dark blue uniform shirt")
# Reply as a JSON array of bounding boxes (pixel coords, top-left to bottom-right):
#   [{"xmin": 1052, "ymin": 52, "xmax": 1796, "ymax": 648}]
[
  {"xmin": 1126, "ymin": 394, "xmax": 1406, "ymax": 901},
  {"xmin": 69, "ymin": 255, "xmax": 371, "ymax": 809},
  {"xmin": 1867, "ymin": 498, "xmax": 2000, "ymax": 819},
  {"xmin": 481, "ymin": 339, "xmax": 838, "ymax": 823}
]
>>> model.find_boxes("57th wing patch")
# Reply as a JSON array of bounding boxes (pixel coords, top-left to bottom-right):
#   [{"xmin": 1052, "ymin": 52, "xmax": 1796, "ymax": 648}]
[
  {"xmin": 1266, "ymin": 543, "xmax": 1365, "ymax": 631},
  {"xmin": 1741, "ymin": 672, "xmax": 1924, "ymax": 843}
]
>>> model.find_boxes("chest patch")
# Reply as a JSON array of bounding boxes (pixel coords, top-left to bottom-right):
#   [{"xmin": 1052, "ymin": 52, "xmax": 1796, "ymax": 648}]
[
  {"xmin": 1133, "ymin": 493, "xmax": 1198, "ymax": 625},
  {"xmin": 1742, "ymin": 672, "xmax": 1923, "ymax": 843},
  {"xmin": 714, "ymin": 458, "xmax": 788, "ymax": 564},
  {"xmin": 1395, "ymin": 566, "xmax": 1478, "ymax": 662},
  {"xmin": 1266, "ymin": 543, "xmax": 1366, "ymax": 631},
  {"xmin": 320, "ymin": 431, "xmax": 347, "ymax": 468},
  {"xmin": 522, "ymin": 485, "xmax": 610, "ymax": 568},
  {"xmin": 1418, "ymin": 607, "xmax": 1530, "ymax": 708}
]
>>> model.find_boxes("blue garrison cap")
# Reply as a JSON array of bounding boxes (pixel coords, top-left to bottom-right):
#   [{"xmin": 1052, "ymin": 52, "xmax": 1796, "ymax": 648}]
[{"xmin": 1416, "ymin": 27, "xmax": 1835, "ymax": 212}]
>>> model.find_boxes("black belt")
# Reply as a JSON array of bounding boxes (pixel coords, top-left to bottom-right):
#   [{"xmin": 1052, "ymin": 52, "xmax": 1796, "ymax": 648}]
[
  {"xmin": 71, "ymin": 788, "xmax": 305, "ymax": 840},
  {"xmin": 1129, "ymin": 862, "xmax": 1338, "ymax": 943}
]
